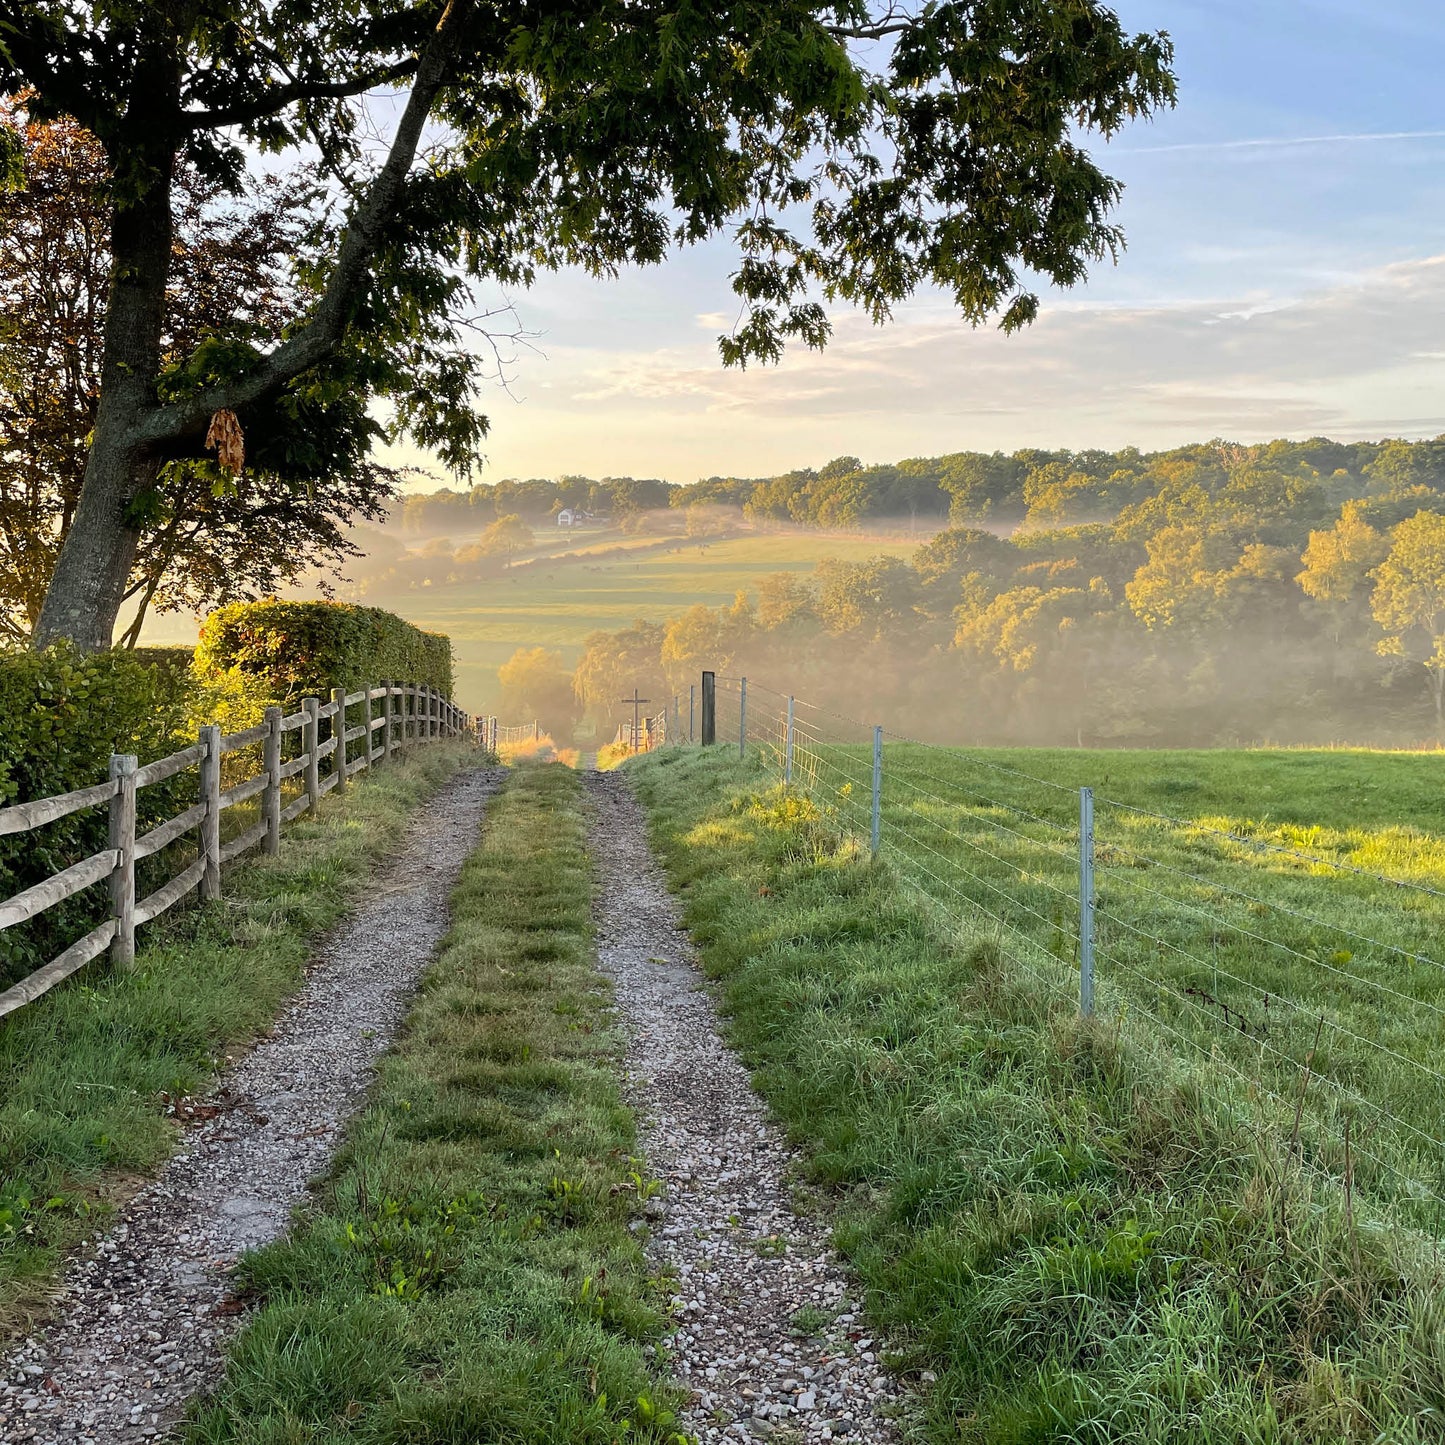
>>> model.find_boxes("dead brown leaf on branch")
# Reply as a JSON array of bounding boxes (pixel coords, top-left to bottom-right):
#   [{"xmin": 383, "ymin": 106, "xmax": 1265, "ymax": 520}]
[{"xmin": 205, "ymin": 407, "xmax": 244, "ymax": 478}]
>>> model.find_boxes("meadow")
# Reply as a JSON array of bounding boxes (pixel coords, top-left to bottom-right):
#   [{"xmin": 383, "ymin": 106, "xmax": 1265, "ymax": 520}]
[
  {"xmin": 731, "ymin": 710, "xmax": 1445, "ymax": 1236},
  {"xmin": 629, "ymin": 745, "xmax": 1445, "ymax": 1441},
  {"xmin": 138, "ymin": 524, "xmax": 930, "ymax": 718},
  {"xmin": 358, "ymin": 527, "xmax": 926, "ymax": 714}
]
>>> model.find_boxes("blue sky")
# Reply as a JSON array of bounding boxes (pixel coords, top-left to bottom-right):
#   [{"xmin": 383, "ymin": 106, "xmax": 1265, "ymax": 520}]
[{"xmin": 400, "ymin": 1, "xmax": 1445, "ymax": 485}]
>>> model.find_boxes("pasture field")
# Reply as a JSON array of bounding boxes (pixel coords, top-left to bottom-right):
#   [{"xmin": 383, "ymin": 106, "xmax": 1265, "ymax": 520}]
[
  {"xmin": 628, "ymin": 744, "xmax": 1445, "ymax": 1443},
  {"xmin": 737, "ymin": 719, "xmax": 1445, "ymax": 1232},
  {"xmin": 364, "ymin": 529, "xmax": 925, "ymax": 713},
  {"xmin": 138, "ymin": 525, "xmax": 932, "ymax": 714}
]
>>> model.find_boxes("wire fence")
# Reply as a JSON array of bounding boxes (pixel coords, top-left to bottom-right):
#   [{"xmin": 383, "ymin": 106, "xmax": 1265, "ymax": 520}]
[{"xmin": 698, "ymin": 673, "xmax": 1445, "ymax": 1241}]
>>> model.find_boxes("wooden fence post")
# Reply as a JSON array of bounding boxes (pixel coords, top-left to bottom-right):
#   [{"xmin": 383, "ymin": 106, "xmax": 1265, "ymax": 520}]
[
  {"xmin": 332, "ymin": 687, "xmax": 349, "ymax": 792},
  {"xmin": 303, "ymin": 697, "xmax": 320, "ymax": 815},
  {"xmin": 382, "ymin": 683, "xmax": 394, "ymax": 763},
  {"xmin": 200, "ymin": 724, "xmax": 222, "ymax": 900},
  {"xmin": 263, "ymin": 705, "xmax": 283, "ymax": 854},
  {"xmin": 108, "ymin": 753, "xmax": 137, "ymax": 968}
]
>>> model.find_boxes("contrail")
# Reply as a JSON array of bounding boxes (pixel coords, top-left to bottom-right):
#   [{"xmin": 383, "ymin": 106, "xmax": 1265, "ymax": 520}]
[{"xmin": 1120, "ymin": 130, "xmax": 1445, "ymax": 155}]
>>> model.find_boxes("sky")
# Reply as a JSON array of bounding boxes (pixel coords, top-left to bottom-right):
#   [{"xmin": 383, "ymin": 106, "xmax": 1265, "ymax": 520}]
[{"xmin": 390, "ymin": 0, "xmax": 1445, "ymax": 487}]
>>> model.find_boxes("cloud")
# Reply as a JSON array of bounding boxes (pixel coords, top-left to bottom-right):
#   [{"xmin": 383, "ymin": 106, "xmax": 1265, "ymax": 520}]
[
  {"xmin": 454, "ymin": 253, "xmax": 1445, "ymax": 479},
  {"xmin": 1119, "ymin": 130, "xmax": 1445, "ymax": 157},
  {"xmin": 569, "ymin": 254, "xmax": 1444, "ymax": 411}
]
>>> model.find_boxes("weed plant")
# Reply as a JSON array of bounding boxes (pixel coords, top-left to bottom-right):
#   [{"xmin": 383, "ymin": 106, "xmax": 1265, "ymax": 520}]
[
  {"xmin": 185, "ymin": 765, "xmax": 685, "ymax": 1445},
  {"xmin": 628, "ymin": 747, "xmax": 1445, "ymax": 1444},
  {"xmin": 0, "ymin": 743, "xmax": 475, "ymax": 1334}
]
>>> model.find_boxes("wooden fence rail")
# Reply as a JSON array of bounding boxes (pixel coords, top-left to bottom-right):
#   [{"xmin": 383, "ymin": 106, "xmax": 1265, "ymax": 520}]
[{"xmin": 0, "ymin": 682, "xmax": 470, "ymax": 1023}]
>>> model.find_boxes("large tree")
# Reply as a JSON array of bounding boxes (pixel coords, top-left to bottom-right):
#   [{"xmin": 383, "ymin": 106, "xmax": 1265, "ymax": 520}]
[
  {"xmin": 0, "ymin": 104, "xmax": 398, "ymax": 643},
  {"xmin": 2, "ymin": 0, "xmax": 1175, "ymax": 650}
]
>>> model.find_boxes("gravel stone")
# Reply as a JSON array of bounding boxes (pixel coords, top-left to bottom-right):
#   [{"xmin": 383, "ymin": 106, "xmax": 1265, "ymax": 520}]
[
  {"xmin": 0, "ymin": 767, "xmax": 501, "ymax": 1445},
  {"xmin": 587, "ymin": 773, "xmax": 903, "ymax": 1444}
]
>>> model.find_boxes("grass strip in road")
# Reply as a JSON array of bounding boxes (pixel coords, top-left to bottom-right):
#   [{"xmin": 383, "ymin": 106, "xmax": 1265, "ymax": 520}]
[
  {"xmin": 627, "ymin": 747, "xmax": 1445, "ymax": 1445},
  {"xmin": 0, "ymin": 742, "xmax": 478, "ymax": 1336},
  {"xmin": 185, "ymin": 764, "xmax": 686, "ymax": 1445}
]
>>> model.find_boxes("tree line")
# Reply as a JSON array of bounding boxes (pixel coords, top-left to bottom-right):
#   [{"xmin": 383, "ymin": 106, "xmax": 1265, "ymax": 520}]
[
  {"xmin": 393, "ymin": 436, "xmax": 1429, "ymax": 538},
  {"xmin": 531, "ymin": 438, "xmax": 1445, "ymax": 747}
]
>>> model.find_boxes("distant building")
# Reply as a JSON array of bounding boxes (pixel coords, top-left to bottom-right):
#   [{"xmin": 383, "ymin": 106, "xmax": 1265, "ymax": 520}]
[{"xmin": 557, "ymin": 508, "xmax": 578, "ymax": 527}]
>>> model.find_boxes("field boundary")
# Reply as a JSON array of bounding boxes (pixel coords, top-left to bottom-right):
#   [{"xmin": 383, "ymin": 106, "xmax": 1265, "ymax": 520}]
[
  {"xmin": 663, "ymin": 670, "xmax": 1445, "ymax": 1244},
  {"xmin": 0, "ymin": 682, "xmax": 471, "ymax": 1021}
]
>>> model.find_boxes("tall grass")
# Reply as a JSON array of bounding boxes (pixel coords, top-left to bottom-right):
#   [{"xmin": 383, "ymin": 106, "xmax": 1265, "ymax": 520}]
[
  {"xmin": 744, "ymin": 737, "xmax": 1445, "ymax": 1233},
  {"xmin": 0, "ymin": 743, "xmax": 475, "ymax": 1334},
  {"xmin": 185, "ymin": 765, "xmax": 686, "ymax": 1445},
  {"xmin": 628, "ymin": 747, "xmax": 1445, "ymax": 1444}
]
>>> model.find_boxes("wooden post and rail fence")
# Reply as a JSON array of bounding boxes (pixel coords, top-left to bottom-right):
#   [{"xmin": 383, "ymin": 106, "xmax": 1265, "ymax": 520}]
[{"xmin": 0, "ymin": 682, "xmax": 471, "ymax": 1023}]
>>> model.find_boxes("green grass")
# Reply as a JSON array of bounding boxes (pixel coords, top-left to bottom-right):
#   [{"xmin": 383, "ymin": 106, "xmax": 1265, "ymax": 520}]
[
  {"xmin": 365, "ymin": 530, "xmax": 924, "ymax": 714},
  {"xmin": 627, "ymin": 746, "xmax": 1445, "ymax": 1444},
  {"xmin": 185, "ymin": 765, "xmax": 686, "ymax": 1445},
  {"xmin": 736, "ymin": 737, "xmax": 1445, "ymax": 1234},
  {"xmin": 0, "ymin": 742, "xmax": 476, "ymax": 1335}
]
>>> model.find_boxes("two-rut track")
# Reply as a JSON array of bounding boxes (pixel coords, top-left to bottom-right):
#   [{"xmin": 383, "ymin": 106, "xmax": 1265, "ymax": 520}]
[{"xmin": 2, "ymin": 768, "xmax": 900, "ymax": 1444}]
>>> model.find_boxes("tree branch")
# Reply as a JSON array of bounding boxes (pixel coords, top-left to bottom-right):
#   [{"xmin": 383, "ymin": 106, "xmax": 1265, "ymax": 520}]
[
  {"xmin": 132, "ymin": 0, "xmax": 472, "ymax": 449},
  {"xmin": 180, "ymin": 60, "xmax": 419, "ymax": 131}
]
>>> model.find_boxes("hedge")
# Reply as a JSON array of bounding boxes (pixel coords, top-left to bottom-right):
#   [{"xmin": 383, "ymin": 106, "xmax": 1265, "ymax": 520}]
[
  {"xmin": 195, "ymin": 601, "xmax": 454, "ymax": 707},
  {"xmin": 0, "ymin": 646, "xmax": 195, "ymax": 990}
]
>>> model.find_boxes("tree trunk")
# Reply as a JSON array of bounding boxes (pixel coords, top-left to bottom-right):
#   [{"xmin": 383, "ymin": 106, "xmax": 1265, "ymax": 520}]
[{"xmin": 33, "ymin": 52, "xmax": 178, "ymax": 652}]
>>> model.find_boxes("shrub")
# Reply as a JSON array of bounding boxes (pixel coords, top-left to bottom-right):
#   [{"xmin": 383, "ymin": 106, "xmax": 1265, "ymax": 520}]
[
  {"xmin": 0, "ymin": 645, "xmax": 195, "ymax": 990},
  {"xmin": 195, "ymin": 601, "xmax": 453, "ymax": 709}
]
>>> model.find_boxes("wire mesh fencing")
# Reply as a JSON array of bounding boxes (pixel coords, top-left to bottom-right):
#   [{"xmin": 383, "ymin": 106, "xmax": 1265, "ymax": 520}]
[{"xmin": 695, "ymin": 673, "xmax": 1445, "ymax": 1241}]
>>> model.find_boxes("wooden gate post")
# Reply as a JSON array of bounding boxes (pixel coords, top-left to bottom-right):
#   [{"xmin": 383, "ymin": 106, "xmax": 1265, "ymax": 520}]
[
  {"xmin": 108, "ymin": 753, "xmax": 138, "ymax": 968},
  {"xmin": 701, "ymin": 671, "xmax": 716, "ymax": 746},
  {"xmin": 303, "ymin": 698, "xmax": 321, "ymax": 815},
  {"xmin": 382, "ymin": 684, "xmax": 394, "ymax": 763},
  {"xmin": 263, "ymin": 706, "xmax": 283, "ymax": 854},
  {"xmin": 200, "ymin": 724, "xmax": 222, "ymax": 900},
  {"xmin": 332, "ymin": 687, "xmax": 349, "ymax": 792}
]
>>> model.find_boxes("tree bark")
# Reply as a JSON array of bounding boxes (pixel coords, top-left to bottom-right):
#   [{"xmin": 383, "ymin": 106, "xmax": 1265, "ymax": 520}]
[{"xmin": 33, "ymin": 43, "xmax": 179, "ymax": 651}]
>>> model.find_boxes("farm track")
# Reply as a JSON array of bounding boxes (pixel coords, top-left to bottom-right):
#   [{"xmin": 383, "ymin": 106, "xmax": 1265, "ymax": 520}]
[
  {"xmin": 587, "ymin": 772, "xmax": 903, "ymax": 1443},
  {"xmin": 0, "ymin": 767, "xmax": 502, "ymax": 1445}
]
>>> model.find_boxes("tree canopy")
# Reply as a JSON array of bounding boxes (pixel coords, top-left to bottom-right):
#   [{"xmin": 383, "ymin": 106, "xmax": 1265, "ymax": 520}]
[
  {"xmin": 2, "ymin": 0, "xmax": 1175, "ymax": 649},
  {"xmin": 554, "ymin": 435, "xmax": 1445, "ymax": 746}
]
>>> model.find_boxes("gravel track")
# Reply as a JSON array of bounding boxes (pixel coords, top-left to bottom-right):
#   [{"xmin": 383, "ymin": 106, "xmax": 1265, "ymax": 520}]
[
  {"xmin": 587, "ymin": 772, "xmax": 903, "ymax": 1444},
  {"xmin": 0, "ymin": 766, "xmax": 501, "ymax": 1445}
]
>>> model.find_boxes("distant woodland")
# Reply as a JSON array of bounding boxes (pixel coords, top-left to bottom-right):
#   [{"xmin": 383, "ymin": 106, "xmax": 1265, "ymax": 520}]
[{"xmin": 435, "ymin": 436, "xmax": 1445, "ymax": 748}]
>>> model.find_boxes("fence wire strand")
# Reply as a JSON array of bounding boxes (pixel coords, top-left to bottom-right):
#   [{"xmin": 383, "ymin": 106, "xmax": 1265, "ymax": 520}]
[{"xmin": 708, "ymin": 674, "xmax": 1445, "ymax": 1240}]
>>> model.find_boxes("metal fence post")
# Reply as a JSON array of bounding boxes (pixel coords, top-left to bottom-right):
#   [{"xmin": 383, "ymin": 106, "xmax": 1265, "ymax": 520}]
[
  {"xmin": 701, "ymin": 671, "xmax": 716, "ymax": 745},
  {"xmin": 871, "ymin": 726, "xmax": 882, "ymax": 857},
  {"xmin": 785, "ymin": 696, "xmax": 795, "ymax": 786},
  {"xmin": 689, "ymin": 684, "xmax": 696, "ymax": 743},
  {"xmin": 200, "ymin": 725, "xmax": 222, "ymax": 899},
  {"xmin": 302, "ymin": 698, "xmax": 320, "ymax": 815},
  {"xmin": 739, "ymin": 676, "xmax": 747, "ymax": 761},
  {"xmin": 1080, "ymin": 785, "xmax": 1095, "ymax": 1016},
  {"xmin": 332, "ymin": 687, "xmax": 349, "ymax": 791},
  {"xmin": 108, "ymin": 753, "xmax": 137, "ymax": 968}
]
